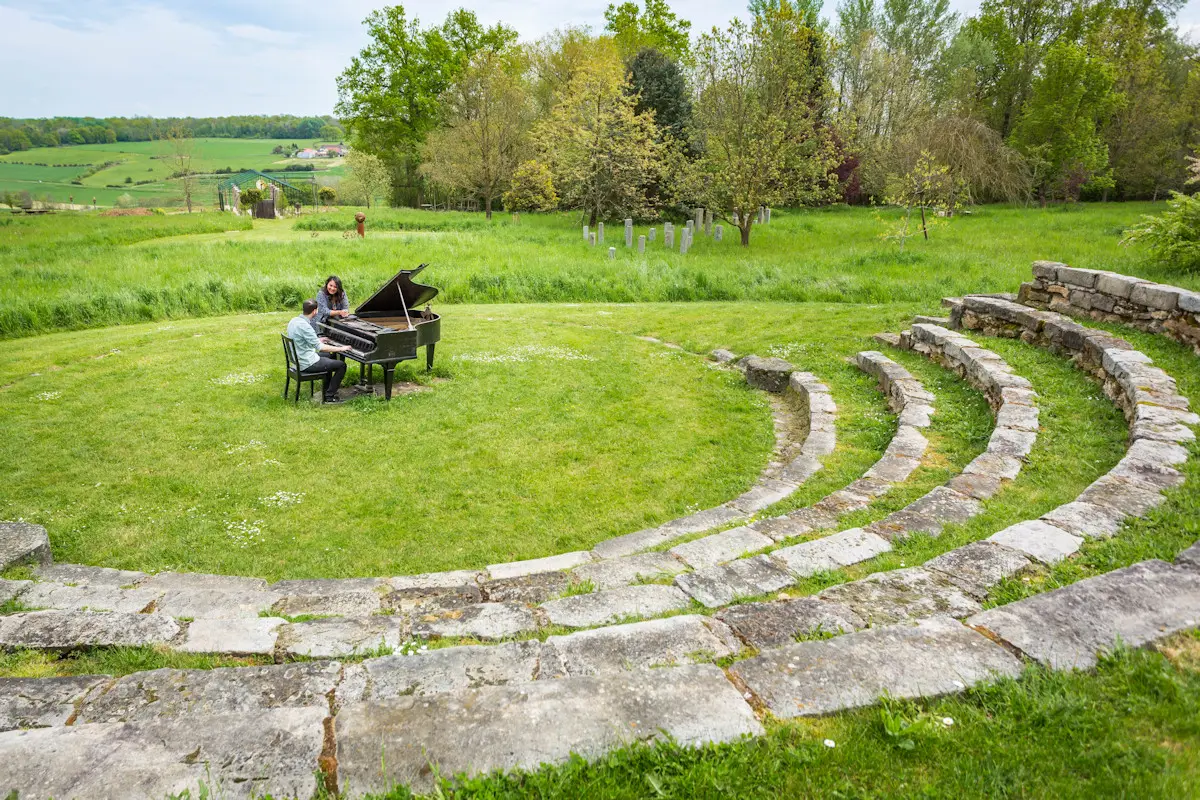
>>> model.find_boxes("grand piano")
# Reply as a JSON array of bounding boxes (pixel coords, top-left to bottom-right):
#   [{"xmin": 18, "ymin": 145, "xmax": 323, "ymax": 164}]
[{"xmin": 318, "ymin": 264, "xmax": 441, "ymax": 400}]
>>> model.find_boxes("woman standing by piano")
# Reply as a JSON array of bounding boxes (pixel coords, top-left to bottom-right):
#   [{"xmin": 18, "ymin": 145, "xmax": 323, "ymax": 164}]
[{"xmin": 311, "ymin": 275, "xmax": 351, "ymax": 336}]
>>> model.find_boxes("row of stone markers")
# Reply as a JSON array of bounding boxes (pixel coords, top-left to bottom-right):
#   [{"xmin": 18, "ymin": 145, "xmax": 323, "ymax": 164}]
[{"xmin": 582, "ymin": 208, "xmax": 749, "ymax": 255}]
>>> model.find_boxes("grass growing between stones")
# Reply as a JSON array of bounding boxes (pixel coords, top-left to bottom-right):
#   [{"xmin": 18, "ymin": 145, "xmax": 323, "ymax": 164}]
[
  {"xmin": 0, "ymin": 646, "xmax": 270, "ymax": 678},
  {"xmin": 355, "ymin": 637, "xmax": 1200, "ymax": 799}
]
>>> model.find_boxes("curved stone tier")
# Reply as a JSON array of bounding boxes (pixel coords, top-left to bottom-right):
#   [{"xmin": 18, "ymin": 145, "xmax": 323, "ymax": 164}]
[
  {"xmin": 946, "ymin": 292, "xmax": 1197, "ymax": 561},
  {"xmin": 1018, "ymin": 261, "xmax": 1200, "ymax": 354}
]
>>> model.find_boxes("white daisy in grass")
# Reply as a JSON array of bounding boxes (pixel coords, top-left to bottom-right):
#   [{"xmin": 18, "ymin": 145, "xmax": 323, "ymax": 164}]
[
  {"xmin": 35, "ymin": 391, "xmax": 61, "ymax": 401},
  {"xmin": 260, "ymin": 491, "xmax": 305, "ymax": 508}
]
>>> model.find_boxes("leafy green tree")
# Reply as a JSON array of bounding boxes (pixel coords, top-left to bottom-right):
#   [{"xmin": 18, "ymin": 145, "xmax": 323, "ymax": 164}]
[
  {"xmin": 503, "ymin": 160, "xmax": 559, "ymax": 211},
  {"xmin": 339, "ymin": 150, "xmax": 393, "ymax": 208},
  {"xmin": 420, "ymin": 48, "xmax": 534, "ymax": 219},
  {"xmin": 318, "ymin": 186, "xmax": 337, "ymax": 205},
  {"xmin": 532, "ymin": 47, "xmax": 664, "ymax": 226},
  {"xmin": 627, "ymin": 47, "xmax": 693, "ymax": 141},
  {"xmin": 1010, "ymin": 41, "xmax": 1116, "ymax": 204},
  {"xmin": 604, "ymin": 0, "xmax": 692, "ymax": 62},
  {"xmin": 692, "ymin": 12, "xmax": 837, "ymax": 245},
  {"xmin": 882, "ymin": 150, "xmax": 963, "ymax": 249},
  {"xmin": 335, "ymin": 5, "xmax": 516, "ymax": 198}
]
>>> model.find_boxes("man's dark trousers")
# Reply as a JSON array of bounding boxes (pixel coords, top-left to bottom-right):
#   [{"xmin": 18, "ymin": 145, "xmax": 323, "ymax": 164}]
[{"xmin": 303, "ymin": 357, "xmax": 347, "ymax": 400}]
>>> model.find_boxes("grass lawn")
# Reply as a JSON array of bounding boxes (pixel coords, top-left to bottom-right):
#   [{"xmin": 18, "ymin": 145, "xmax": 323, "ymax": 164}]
[{"xmin": 0, "ymin": 202, "xmax": 1189, "ymax": 339}]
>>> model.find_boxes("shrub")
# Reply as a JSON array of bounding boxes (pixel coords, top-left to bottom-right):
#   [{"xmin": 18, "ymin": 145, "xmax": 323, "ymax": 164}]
[
  {"xmin": 504, "ymin": 160, "xmax": 559, "ymax": 213},
  {"xmin": 114, "ymin": 193, "xmax": 136, "ymax": 208},
  {"xmin": 317, "ymin": 186, "xmax": 336, "ymax": 205},
  {"xmin": 1121, "ymin": 192, "xmax": 1200, "ymax": 270},
  {"xmin": 239, "ymin": 188, "xmax": 264, "ymax": 209}
]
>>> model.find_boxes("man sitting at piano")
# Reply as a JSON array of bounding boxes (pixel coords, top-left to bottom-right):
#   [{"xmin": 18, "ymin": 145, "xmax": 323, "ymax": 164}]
[{"xmin": 287, "ymin": 299, "xmax": 352, "ymax": 404}]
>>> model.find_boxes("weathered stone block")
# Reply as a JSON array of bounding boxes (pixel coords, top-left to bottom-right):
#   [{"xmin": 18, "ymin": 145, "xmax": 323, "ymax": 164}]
[
  {"xmin": 1095, "ymin": 271, "xmax": 1145, "ymax": 299},
  {"xmin": 715, "ymin": 597, "xmax": 864, "ymax": 648},
  {"xmin": 388, "ymin": 571, "xmax": 483, "ymax": 591},
  {"xmin": 0, "ymin": 611, "xmax": 179, "ymax": 652},
  {"xmin": 773, "ymin": 529, "xmax": 891, "ymax": 577},
  {"xmin": 140, "ymin": 572, "xmax": 268, "ymax": 593},
  {"xmin": 968, "ymin": 559, "xmax": 1200, "ymax": 670},
  {"xmin": 1130, "ymin": 282, "xmax": 1180, "ymax": 311},
  {"xmin": 480, "ymin": 572, "xmax": 565, "ymax": 605},
  {"xmin": 1041, "ymin": 501, "xmax": 1128, "ymax": 539},
  {"xmin": 541, "ymin": 584, "xmax": 691, "ymax": 628},
  {"xmin": 33, "ymin": 564, "xmax": 145, "ymax": 588},
  {"xmin": 271, "ymin": 589, "xmax": 381, "ymax": 617},
  {"xmin": 178, "ymin": 616, "xmax": 285, "ymax": 655},
  {"xmin": 0, "ymin": 708, "xmax": 326, "ymax": 800},
  {"xmin": 78, "ymin": 662, "xmax": 341, "ymax": 723},
  {"xmin": 544, "ymin": 615, "xmax": 739, "ymax": 676},
  {"xmin": 669, "ymin": 527, "xmax": 773, "ymax": 569},
  {"xmin": 570, "ymin": 552, "xmax": 686, "ymax": 591},
  {"xmin": 336, "ymin": 665, "xmax": 762, "ymax": 795},
  {"xmin": 280, "ymin": 617, "xmax": 404, "ymax": 658},
  {"xmin": 675, "ymin": 555, "xmax": 795, "ymax": 608},
  {"xmin": 488, "ymin": 551, "xmax": 594, "ymax": 580},
  {"xmin": 412, "ymin": 602, "xmax": 537, "ymax": 641},
  {"xmin": 16, "ymin": 583, "xmax": 160, "ymax": 615},
  {"xmin": 156, "ymin": 588, "xmax": 281, "ymax": 619},
  {"xmin": 0, "ymin": 522, "xmax": 50, "ymax": 572},
  {"xmin": 744, "ymin": 356, "xmax": 795, "ymax": 393},
  {"xmin": 816, "ymin": 567, "xmax": 982, "ymax": 625},
  {"xmin": 364, "ymin": 640, "xmax": 542, "ymax": 697},
  {"xmin": 925, "ymin": 541, "xmax": 1033, "ymax": 598},
  {"xmin": 729, "ymin": 479, "xmax": 799, "ymax": 513},
  {"xmin": 0, "ymin": 676, "xmax": 108, "ymax": 732},
  {"xmin": 987, "ymin": 520, "xmax": 1082, "ymax": 565},
  {"xmin": 731, "ymin": 616, "xmax": 1022, "ymax": 718}
]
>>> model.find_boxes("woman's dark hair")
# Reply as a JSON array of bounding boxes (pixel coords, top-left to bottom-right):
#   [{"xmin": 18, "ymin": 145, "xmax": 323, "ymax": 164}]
[{"xmin": 322, "ymin": 275, "xmax": 345, "ymax": 302}]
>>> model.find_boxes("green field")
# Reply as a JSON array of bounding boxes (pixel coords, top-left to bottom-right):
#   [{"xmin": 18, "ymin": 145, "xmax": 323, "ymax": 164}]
[
  {"xmin": 0, "ymin": 138, "xmax": 341, "ymax": 207},
  {"xmin": 0, "ymin": 202, "xmax": 1191, "ymax": 339},
  {"xmin": 2, "ymin": 204, "xmax": 1199, "ymax": 795}
]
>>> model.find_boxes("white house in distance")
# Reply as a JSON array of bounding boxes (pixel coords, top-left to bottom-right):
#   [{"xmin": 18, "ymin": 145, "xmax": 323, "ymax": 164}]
[
  {"xmin": 317, "ymin": 144, "xmax": 346, "ymax": 157},
  {"xmin": 295, "ymin": 148, "xmax": 318, "ymax": 159}
]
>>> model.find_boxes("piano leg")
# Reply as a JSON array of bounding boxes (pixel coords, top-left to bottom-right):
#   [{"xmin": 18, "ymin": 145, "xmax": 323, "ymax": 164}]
[
  {"xmin": 358, "ymin": 362, "xmax": 365, "ymax": 385},
  {"xmin": 384, "ymin": 366, "xmax": 394, "ymax": 401},
  {"xmin": 426, "ymin": 343, "xmax": 435, "ymax": 371}
]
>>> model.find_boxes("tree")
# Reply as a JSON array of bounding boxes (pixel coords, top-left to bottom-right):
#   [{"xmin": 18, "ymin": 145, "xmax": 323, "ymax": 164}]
[
  {"xmin": 420, "ymin": 47, "xmax": 533, "ymax": 219},
  {"xmin": 627, "ymin": 47, "xmax": 693, "ymax": 141},
  {"xmin": 532, "ymin": 46, "xmax": 664, "ymax": 226},
  {"xmin": 604, "ymin": 0, "xmax": 692, "ymax": 63},
  {"xmin": 163, "ymin": 126, "xmax": 196, "ymax": 213},
  {"xmin": 340, "ymin": 150, "xmax": 392, "ymax": 208},
  {"xmin": 335, "ymin": 5, "xmax": 516, "ymax": 200},
  {"xmin": 1010, "ymin": 41, "xmax": 1116, "ymax": 204},
  {"xmin": 691, "ymin": 14, "xmax": 838, "ymax": 246},
  {"xmin": 882, "ymin": 150, "xmax": 963, "ymax": 249},
  {"xmin": 503, "ymin": 160, "xmax": 559, "ymax": 211},
  {"xmin": 318, "ymin": 186, "xmax": 337, "ymax": 206}
]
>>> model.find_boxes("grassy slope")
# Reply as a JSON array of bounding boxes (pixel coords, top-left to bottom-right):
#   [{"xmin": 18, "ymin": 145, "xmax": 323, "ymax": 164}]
[
  {"xmin": 0, "ymin": 202, "xmax": 1187, "ymax": 339},
  {"xmin": 0, "ymin": 139, "xmax": 340, "ymax": 207}
]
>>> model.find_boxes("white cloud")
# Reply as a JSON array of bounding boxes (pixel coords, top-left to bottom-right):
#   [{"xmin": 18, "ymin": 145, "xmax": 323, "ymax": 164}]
[{"xmin": 225, "ymin": 23, "xmax": 302, "ymax": 45}]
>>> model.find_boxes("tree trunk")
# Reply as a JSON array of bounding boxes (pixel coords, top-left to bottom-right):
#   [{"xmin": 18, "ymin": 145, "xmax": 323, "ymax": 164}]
[
  {"xmin": 920, "ymin": 205, "xmax": 928, "ymax": 240},
  {"xmin": 588, "ymin": 207, "xmax": 598, "ymax": 227},
  {"xmin": 484, "ymin": 195, "xmax": 492, "ymax": 220},
  {"xmin": 740, "ymin": 222, "xmax": 751, "ymax": 247}
]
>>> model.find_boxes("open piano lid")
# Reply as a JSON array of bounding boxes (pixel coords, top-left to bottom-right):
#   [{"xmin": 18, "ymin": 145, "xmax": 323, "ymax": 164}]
[{"xmin": 354, "ymin": 263, "xmax": 439, "ymax": 315}]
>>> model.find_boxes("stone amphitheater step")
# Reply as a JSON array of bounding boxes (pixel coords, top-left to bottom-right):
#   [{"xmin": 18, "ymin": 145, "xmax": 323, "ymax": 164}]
[
  {"xmin": 731, "ymin": 615, "xmax": 1024, "ymax": 719},
  {"xmin": 944, "ymin": 291, "xmax": 1198, "ymax": 563},
  {"xmin": 747, "ymin": 351, "xmax": 934, "ymax": 544}
]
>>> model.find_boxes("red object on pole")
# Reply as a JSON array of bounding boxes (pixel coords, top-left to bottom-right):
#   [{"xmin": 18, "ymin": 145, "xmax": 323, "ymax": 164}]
[{"xmin": 355, "ymin": 212, "xmax": 366, "ymax": 238}]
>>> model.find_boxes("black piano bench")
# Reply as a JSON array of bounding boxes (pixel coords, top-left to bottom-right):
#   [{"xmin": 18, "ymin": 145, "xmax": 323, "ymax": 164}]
[{"xmin": 281, "ymin": 334, "xmax": 334, "ymax": 404}]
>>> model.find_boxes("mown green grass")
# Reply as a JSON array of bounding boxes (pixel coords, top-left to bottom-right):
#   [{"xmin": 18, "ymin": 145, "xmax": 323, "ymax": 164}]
[
  {"xmin": 0, "ymin": 307, "xmax": 774, "ymax": 579},
  {"xmin": 1, "ymin": 202, "xmax": 1191, "ymax": 339}
]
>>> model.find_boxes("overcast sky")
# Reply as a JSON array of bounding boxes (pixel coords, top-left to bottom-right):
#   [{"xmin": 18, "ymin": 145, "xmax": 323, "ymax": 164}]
[{"xmin": 2, "ymin": 0, "xmax": 1198, "ymax": 118}]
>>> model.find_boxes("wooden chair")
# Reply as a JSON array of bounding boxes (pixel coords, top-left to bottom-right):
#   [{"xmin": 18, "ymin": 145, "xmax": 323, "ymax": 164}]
[{"xmin": 281, "ymin": 334, "xmax": 331, "ymax": 404}]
